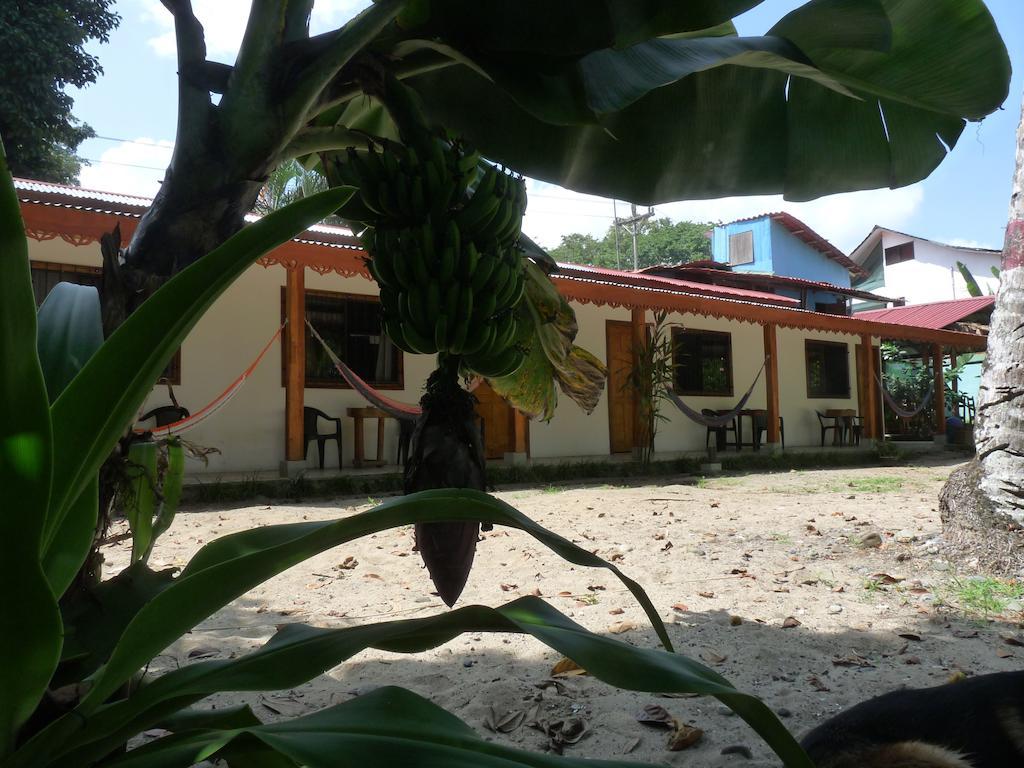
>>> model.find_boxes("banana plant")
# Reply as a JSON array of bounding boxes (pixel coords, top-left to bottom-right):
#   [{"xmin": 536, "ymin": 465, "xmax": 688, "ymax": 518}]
[{"xmin": 0, "ymin": 144, "xmax": 814, "ymax": 766}]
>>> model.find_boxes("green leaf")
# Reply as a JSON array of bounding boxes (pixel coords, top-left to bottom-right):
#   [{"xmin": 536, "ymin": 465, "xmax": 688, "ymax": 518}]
[
  {"xmin": 957, "ymin": 261, "xmax": 983, "ymax": 297},
  {"xmin": 71, "ymin": 489, "xmax": 667, "ymax": 714},
  {"xmin": 44, "ymin": 187, "xmax": 354, "ymax": 554},
  {"xmin": 65, "ymin": 598, "xmax": 809, "ymax": 767},
  {"xmin": 125, "ymin": 441, "xmax": 158, "ymax": 565},
  {"xmin": 147, "ymin": 439, "xmax": 184, "ymax": 561},
  {"xmin": 0, "ymin": 138, "xmax": 61, "ymax": 755},
  {"xmin": 36, "ymin": 282, "xmax": 104, "ymax": 403},
  {"xmin": 407, "ymin": 0, "xmax": 1009, "ymax": 203},
  {"xmin": 41, "ymin": 479, "xmax": 98, "ymax": 599}
]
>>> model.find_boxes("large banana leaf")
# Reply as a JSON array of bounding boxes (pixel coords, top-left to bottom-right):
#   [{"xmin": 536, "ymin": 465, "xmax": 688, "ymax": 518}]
[
  {"xmin": 489, "ymin": 260, "xmax": 606, "ymax": 421},
  {"xmin": 43, "ymin": 187, "xmax": 353, "ymax": 563},
  {"xmin": 67, "ymin": 599, "xmax": 811, "ymax": 768},
  {"xmin": 0, "ymin": 140, "xmax": 61, "ymax": 755},
  {"xmin": 72, "ymin": 489, "xmax": 668, "ymax": 714},
  {"xmin": 35, "ymin": 283, "xmax": 104, "ymax": 403},
  {"xmin": 399, "ymin": 0, "xmax": 1009, "ymax": 202}
]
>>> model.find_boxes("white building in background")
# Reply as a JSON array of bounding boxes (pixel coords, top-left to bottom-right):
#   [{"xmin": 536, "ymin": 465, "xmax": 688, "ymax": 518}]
[{"xmin": 848, "ymin": 226, "xmax": 1001, "ymax": 311}]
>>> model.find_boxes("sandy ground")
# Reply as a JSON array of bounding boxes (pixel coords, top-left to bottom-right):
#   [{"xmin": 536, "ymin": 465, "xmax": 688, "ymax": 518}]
[{"xmin": 103, "ymin": 456, "xmax": 1024, "ymax": 767}]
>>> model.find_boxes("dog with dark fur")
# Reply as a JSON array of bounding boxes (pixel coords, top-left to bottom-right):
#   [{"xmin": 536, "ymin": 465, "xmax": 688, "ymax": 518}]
[{"xmin": 800, "ymin": 671, "xmax": 1024, "ymax": 767}]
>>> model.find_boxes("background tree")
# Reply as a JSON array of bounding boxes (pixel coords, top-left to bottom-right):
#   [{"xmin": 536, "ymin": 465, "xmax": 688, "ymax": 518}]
[
  {"xmin": 551, "ymin": 218, "xmax": 713, "ymax": 269},
  {"xmin": 941, "ymin": 93, "xmax": 1024, "ymax": 572},
  {"xmin": 0, "ymin": 1, "xmax": 119, "ymax": 184}
]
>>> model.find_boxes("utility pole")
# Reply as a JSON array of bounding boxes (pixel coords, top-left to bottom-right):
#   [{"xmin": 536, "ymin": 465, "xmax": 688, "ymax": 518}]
[{"xmin": 614, "ymin": 203, "xmax": 654, "ymax": 271}]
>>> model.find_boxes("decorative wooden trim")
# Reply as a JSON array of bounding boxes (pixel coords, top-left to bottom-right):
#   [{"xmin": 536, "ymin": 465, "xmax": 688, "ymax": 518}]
[
  {"xmin": 285, "ymin": 266, "xmax": 306, "ymax": 462},
  {"xmin": 763, "ymin": 324, "xmax": 780, "ymax": 444},
  {"xmin": 554, "ymin": 276, "xmax": 987, "ymax": 351}
]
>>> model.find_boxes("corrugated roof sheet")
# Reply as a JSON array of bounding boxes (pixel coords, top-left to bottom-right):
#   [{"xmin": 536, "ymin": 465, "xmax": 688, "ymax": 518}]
[
  {"xmin": 556, "ymin": 262, "xmax": 800, "ymax": 307},
  {"xmin": 722, "ymin": 211, "xmax": 864, "ymax": 276},
  {"xmin": 855, "ymin": 296, "xmax": 995, "ymax": 329},
  {"xmin": 14, "ymin": 177, "xmax": 360, "ymax": 247}
]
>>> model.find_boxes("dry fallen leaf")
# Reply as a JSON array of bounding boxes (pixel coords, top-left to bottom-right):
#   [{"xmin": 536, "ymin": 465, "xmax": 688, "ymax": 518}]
[
  {"xmin": 1000, "ymin": 633, "xmax": 1024, "ymax": 647},
  {"xmin": 782, "ymin": 616, "xmax": 802, "ymax": 629},
  {"xmin": 551, "ymin": 657, "xmax": 587, "ymax": 676},
  {"xmin": 699, "ymin": 648, "xmax": 727, "ymax": 665},
  {"xmin": 336, "ymin": 556, "xmax": 358, "ymax": 570},
  {"xmin": 897, "ymin": 632, "xmax": 922, "ymax": 642},
  {"xmin": 671, "ymin": 603, "xmax": 688, "ymax": 613},
  {"xmin": 635, "ymin": 704, "xmax": 676, "ymax": 729},
  {"xmin": 996, "ymin": 647, "xmax": 1015, "ymax": 658},
  {"xmin": 499, "ymin": 583, "xmax": 518, "ymax": 592},
  {"xmin": 667, "ymin": 723, "xmax": 704, "ymax": 751},
  {"xmin": 806, "ymin": 675, "xmax": 830, "ymax": 692},
  {"xmin": 608, "ymin": 621, "xmax": 637, "ymax": 634},
  {"xmin": 698, "ymin": 591, "xmax": 715, "ymax": 598},
  {"xmin": 623, "ymin": 737, "xmax": 641, "ymax": 754}
]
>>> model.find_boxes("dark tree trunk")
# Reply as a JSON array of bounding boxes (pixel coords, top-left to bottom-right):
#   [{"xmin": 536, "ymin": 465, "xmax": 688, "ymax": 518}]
[
  {"xmin": 940, "ymin": 92, "xmax": 1024, "ymax": 573},
  {"xmin": 404, "ymin": 359, "xmax": 488, "ymax": 606}
]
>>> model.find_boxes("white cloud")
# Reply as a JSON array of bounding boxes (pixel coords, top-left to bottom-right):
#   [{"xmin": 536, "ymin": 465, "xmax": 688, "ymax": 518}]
[
  {"xmin": 78, "ymin": 138, "xmax": 173, "ymax": 198},
  {"xmin": 522, "ymin": 180, "xmax": 925, "ymax": 255},
  {"xmin": 141, "ymin": 0, "xmax": 371, "ymax": 60},
  {"xmin": 946, "ymin": 237, "xmax": 1000, "ymax": 251}
]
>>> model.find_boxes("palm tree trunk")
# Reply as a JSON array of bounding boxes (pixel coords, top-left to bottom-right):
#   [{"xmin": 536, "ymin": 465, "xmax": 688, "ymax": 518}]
[
  {"xmin": 940, "ymin": 92, "xmax": 1024, "ymax": 572},
  {"xmin": 404, "ymin": 358, "xmax": 488, "ymax": 606}
]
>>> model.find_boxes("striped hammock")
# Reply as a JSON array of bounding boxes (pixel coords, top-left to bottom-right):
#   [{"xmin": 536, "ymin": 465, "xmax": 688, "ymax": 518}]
[
  {"xmin": 876, "ymin": 374, "xmax": 934, "ymax": 419},
  {"xmin": 133, "ymin": 322, "xmax": 286, "ymax": 437},
  {"xmin": 306, "ymin": 319, "xmax": 422, "ymax": 421},
  {"xmin": 665, "ymin": 358, "xmax": 767, "ymax": 428}
]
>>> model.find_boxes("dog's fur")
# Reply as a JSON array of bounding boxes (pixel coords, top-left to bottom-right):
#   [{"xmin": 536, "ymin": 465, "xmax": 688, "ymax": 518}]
[{"xmin": 800, "ymin": 671, "xmax": 1024, "ymax": 768}]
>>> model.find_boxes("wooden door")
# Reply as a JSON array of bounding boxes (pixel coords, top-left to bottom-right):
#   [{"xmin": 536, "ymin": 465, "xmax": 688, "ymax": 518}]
[
  {"xmin": 473, "ymin": 381, "xmax": 514, "ymax": 460},
  {"xmin": 606, "ymin": 320, "xmax": 635, "ymax": 453}
]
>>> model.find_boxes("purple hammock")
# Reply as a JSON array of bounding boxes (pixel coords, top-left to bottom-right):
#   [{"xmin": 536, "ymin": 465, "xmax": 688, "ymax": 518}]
[{"xmin": 665, "ymin": 359, "xmax": 767, "ymax": 428}]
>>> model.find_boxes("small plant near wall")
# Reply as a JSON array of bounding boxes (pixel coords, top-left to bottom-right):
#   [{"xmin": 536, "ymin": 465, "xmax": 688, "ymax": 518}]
[{"xmin": 627, "ymin": 310, "xmax": 676, "ymax": 466}]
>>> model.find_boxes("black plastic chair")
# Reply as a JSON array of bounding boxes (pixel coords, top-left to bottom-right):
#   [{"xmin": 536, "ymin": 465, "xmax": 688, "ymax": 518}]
[
  {"xmin": 139, "ymin": 405, "xmax": 190, "ymax": 428},
  {"xmin": 304, "ymin": 406, "xmax": 343, "ymax": 469},
  {"xmin": 850, "ymin": 415, "xmax": 863, "ymax": 446},
  {"xmin": 752, "ymin": 413, "xmax": 785, "ymax": 451},
  {"xmin": 703, "ymin": 409, "xmax": 738, "ymax": 451},
  {"xmin": 816, "ymin": 411, "xmax": 840, "ymax": 447}
]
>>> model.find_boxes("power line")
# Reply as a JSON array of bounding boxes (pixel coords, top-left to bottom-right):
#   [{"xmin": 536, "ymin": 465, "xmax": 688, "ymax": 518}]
[
  {"xmin": 92, "ymin": 135, "xmax": 174, "ymax": 149},
  {"xmin": 83, "ymin": 157, "xmax": 168, "ymax": 171}
]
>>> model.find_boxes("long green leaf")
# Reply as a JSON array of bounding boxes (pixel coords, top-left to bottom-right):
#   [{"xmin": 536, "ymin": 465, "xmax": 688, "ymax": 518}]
[
  {"xmin": 45, "ymin": 187, "xmax": 353, "ymax": 551},
  {"xmin": 125, "ymin": 441, "xmax": 158, "ymax": 564},
  {"xmin": 957, "ymin": 261, "xmax": 983, "ymax": 297},
  {"xmin": 57, "ymin": 597, "xmax": 809, "ymax": 767},
  {"xmin": 35, "ymin": 283, "xmax": 104, "ymax": 403},
  {"xmin": 407, "ymin": 0, "xmax": 1009, "ymax": 203},
  {"xmin": 0, "ymin": 138, "xmax": 61, "ymax": 755},
  {"xmin": 41, "ymin": 479, "xmax": 98, "ymax": 599},
  {"xmin": 71, "ymin": 489, "xmax": 667, "ymax": 714}
]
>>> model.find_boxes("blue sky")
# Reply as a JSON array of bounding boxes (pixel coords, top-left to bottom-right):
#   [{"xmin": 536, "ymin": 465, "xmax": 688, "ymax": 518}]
[{"xmin": 70, "ymin": 0, "xmax": 1023, "ymax": 254}]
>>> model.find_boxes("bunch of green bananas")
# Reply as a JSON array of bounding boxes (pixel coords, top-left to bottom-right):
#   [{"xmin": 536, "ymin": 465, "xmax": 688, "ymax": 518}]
[{"xmin": 335, "ymin": 137, "xmax": 529, "ymax": 379}]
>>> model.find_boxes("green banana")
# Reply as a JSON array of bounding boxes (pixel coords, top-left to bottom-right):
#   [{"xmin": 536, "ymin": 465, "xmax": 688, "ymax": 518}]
[
  {"xmin": 384, "ymin": 316, "xmax": 415, "ymax": 355},
  {"xmin": 448, "ymin": 313, "xmax": 471, "ymax": 355},
  {"xmin": 408, "ymin": 241, "xmax": 430, "ymax": 285},
  {"xmin": 469, "ymin": 254, "xmax": 496, "ymax": 291},
  {"xmin": 407, "ymin": 286, "xmax": 429, "ymax": 330},
  {"xmin": 426, "ymin": 280, "xmax": 441, "ymax": 318},
  {"xmin": 474, "ymin": 287, "xmax": 497, "ymax": 322},
  {"xmin": 371, "ymin": 247, "xmax": 399, "ymax": 288},
  {"xmin": 438, "ymin": 245, "xmax": 456, "ymax": 283},
  {"xmin": 390, "ymin": 244, "xmax": 416, "ymax": 290},
  {"xmin": 445, "ymin": 218, "xmax": 461, "ymax": 255},
  {"xmin": 444, "ymin": 281, "xmax": 459, "ymax": 320},
  {"xmin": 402, "ymin": 317, "xmax": 438, "ymax": 355},
  {"xmin": 462, "ymin": 241, "xmax": 480, "ymax": 278},
  {"xmin": 467, "ymin": 345, "xmax": 524, "ymax": 378},
  {"xmin": 434, "ymin": 314, "xmax": 449, "ymax": 353},
  {"xmin": 461, "ymin": 321, "xmax": 494, "ymax": 357}
]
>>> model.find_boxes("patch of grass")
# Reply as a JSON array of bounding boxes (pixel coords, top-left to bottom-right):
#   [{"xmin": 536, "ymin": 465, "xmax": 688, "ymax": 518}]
[
  {"xmin": 947, "ymin": 577, "xmax": 1024, "ymax": 618},
  {"xmin": 767, "ymin": 532, "xmax": 793, "ymax": 544},
  {"xmin": 576, "ymin": 594, "xmax": 600, "ymax": 606},
  {"xmin": 833, "ymin": 476, "xmax": 904, "ymax": 494},
  {"xmin": 542, "ymin": 485, "xmax": 562, "ymax": 494}
]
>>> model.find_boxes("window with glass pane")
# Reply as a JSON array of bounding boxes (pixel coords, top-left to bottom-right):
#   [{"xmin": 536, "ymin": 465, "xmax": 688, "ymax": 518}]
[
  {"xmin": 286, "ymin": 289, "xmax": 402, "ymax": 389},
  {"xmin": 805, "ymin": 340, "xmax": 850, "ymax": 398},
  {"xmin": 30, "ymin": 261, "xmax": 182, "ymax": 382},
  {"xmin": 672, "ymin": 329, "xmax": 733, "ymax": 396}
]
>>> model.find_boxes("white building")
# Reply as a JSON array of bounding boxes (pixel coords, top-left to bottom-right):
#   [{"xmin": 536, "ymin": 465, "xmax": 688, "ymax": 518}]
[{"xmin": 849, "ymin": 226, "xmax": 1001, "ymax": 311}]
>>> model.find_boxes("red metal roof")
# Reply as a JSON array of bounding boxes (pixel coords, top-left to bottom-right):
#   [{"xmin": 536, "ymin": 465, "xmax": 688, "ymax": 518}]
[
  {"xmin": 723, "ymin": 212, "xmax": 865, "ymax": 276},
  {"xmin": 555, "ymin": 262, "xmax": 800, "ymax": 307},
  {"xmin": 856, "ymin": 296, "xmax": 995, "ymax": 330},
  {"xmin": 639, "ymin": 264, "xmax": 891, "ymax": 303}
]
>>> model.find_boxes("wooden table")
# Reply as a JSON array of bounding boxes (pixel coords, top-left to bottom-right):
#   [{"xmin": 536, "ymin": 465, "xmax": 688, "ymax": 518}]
[
  {"xmin": 736, "ymin": 409, "xmax": 768, "ymax": 451},
  {"xmin": 347, "ymin": 406, "xmax": 392, "ymax": 468},
  {"xmin": 825, "ymin": 408, "xmax": 857, "ymax": 446}
]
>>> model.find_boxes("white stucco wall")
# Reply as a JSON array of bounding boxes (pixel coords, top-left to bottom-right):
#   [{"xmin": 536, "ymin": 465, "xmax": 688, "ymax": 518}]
[
  {"xmin": 29, "ymin": 235, "xmax": 873, "ymax": 474},
  {"xmin": 873, "ymin": 232, "xmax": 1000, "ymax": 305}
]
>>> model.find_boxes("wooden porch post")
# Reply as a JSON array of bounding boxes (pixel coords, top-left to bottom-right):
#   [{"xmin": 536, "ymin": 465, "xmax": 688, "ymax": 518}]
[
  {"xmin": 284, "ymin": 265, "xmax": 306, "ymax": 466},
  {"xmin": 763, "ymin": 323, "xmax": 780, "ymax": 444},
  {"xmin": 860, "ymin": 333, "xmax": 878, "ymax": 440},
  {"xmin": 932, "ymin": 343, "xmax": 946, "ymax": 436},
  {"xmin": 631, "ymin": 307, "xmax": 647, "ymax": 455},
  {"xmin": 510, "ymin": 409, "xmax": 529, "ymax": 462}
]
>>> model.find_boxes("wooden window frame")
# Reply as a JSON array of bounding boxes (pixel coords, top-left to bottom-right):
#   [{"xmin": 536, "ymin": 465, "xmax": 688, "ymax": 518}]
[
  {"xmin": 728, "ymin": 230, "xmax": 754, "ymax": 266},
  {"xmin": 279, "ymin": 287, "xmax": 404, "ymax": 390},
  {"xmin": 29, "ymin": 260, "xmax": 182, "ymax": 384},
  {"xmin": 883, "ymin": 242, "xmax": 914, "ymax": 265},
  {"xmin": 804, "ymin": 339, "xmax": 850, "ymax": 399},
  {"xmin": 672, "ymin": 327, "xmax": 734, "ymax": 397}
]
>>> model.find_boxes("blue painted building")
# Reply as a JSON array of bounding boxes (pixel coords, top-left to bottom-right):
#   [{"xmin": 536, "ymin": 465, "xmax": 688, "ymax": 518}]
[{"xmin": 710, "ymin": 213, "xmax": 864, "ymax": 312}]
